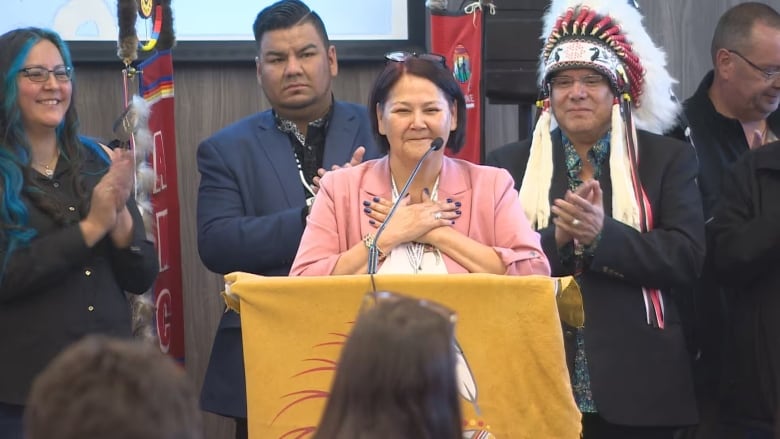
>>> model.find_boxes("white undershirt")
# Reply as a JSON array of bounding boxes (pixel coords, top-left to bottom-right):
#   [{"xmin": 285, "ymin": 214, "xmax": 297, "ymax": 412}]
[
  {"xmin": 377, "ymin": 176, "xmax": 448, "ymax": 275},
  {"xmin": 766, "ymin": 128, "xmax": 778, "ymax": 145}
]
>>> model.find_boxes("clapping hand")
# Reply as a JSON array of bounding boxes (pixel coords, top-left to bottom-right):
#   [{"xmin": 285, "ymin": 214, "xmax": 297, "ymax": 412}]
[
  {"xmin": 103, "ymin": 148, "xmax": 134, "ymax": 212},
  {"xmin": 80, "ymin": 147, "xmax": 136, "ymax": 248},
  {"xmin": 312, "ymin": 146, "xmax": 366, "ymax": 194},
  {"xmin": 551, "ymin": 179, "xmax": 604, "ymax": 246}
]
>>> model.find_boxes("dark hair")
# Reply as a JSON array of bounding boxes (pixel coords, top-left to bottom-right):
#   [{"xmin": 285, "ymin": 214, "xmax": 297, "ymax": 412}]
[
  {"xmin": 0, "ymin": 27, "xmax": 108, "ymax": 278},
  {"xmin": 313, "ymin": 294, "xmax": 462, "ymax": 439},
  {"xmin": 25, "ymin": 335, "xmax": 202, "ymax": 439},
  {"xmin": 253, "ymin": 0, "xmax": 330, "ymax": 48},
  {"xmin": 369, "ymin": 57, "xmax": 467, "ymax": 154},
  {"xmin": 710, "ymin": 2, "xmax": 780, "ymax": 63}
]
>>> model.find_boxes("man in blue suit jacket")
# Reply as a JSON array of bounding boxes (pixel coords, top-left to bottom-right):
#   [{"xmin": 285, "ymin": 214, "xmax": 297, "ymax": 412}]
[{"xmin": 196, "ymin": 1, "xmax": 380, "ymax": 437}]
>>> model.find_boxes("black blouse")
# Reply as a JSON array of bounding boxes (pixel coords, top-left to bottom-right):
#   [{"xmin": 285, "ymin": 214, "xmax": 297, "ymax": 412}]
[{"xmin": 0, "ymin": 145, "xmax": 158, "ymax": 405}]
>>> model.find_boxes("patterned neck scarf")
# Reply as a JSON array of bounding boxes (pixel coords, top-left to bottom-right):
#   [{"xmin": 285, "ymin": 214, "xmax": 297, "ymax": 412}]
[{"xmin": 274, "ymin": 105, "xmax": 333, "ymax": 188}]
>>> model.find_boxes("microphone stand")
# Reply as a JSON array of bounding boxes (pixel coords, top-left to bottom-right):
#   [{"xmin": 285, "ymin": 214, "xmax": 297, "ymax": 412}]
[{"xmin": 368, "ymin": 137, "xmax": 444, "ymax": 276}]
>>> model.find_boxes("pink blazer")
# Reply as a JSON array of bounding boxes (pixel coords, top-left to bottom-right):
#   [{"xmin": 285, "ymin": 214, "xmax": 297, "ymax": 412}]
[{"xmin": 290, "ymin": 156, "xmax": 550, "ymax": 276}]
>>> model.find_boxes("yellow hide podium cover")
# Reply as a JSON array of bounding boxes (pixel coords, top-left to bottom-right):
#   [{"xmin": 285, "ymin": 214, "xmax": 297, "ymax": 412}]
[{"xmin": 224, "ymin": 272, "xmax": 583, "ymax": 439}]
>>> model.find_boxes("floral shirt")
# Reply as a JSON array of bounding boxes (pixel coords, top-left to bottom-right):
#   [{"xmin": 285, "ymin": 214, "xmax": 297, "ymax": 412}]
[{"xmin": 560, "ymin": 130, "xmax": 609, "ymax": 413}]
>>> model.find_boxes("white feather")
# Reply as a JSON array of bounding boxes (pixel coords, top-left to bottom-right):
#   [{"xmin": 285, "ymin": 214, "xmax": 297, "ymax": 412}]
[
  {"xmin": 609, "ymin": 103, "xmax": 640, "ymax": 230},
  {"xmin": 520, "ymin": 109, "xmax": 553, "ymax": 229},
  {"xmin": 130, "ymin": 95, "xmax": 153, "ymax": 157},
  {"xmin": 453, "ymin": 339, "xmax": 482, "ymax": 416}
]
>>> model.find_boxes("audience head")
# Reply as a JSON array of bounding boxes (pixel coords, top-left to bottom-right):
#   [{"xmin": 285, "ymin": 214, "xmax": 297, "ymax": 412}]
[
  {"xmin": 25, "ymin": 335, "xmax": 202, "ymax": 439},
  {"xmin": 369, "ymin": 52, "xmax": 466, "ymax": 155},
  {"xmin": 314, "ymin": 291, "xmax": 462, "ymax": 439},
  {"xmin": 252, "ymin": 0, "xmax": 336, "ymax": 123},
  {"xmin": 710, "ymin": 2, "xmax": 780, "ymax": 121}
]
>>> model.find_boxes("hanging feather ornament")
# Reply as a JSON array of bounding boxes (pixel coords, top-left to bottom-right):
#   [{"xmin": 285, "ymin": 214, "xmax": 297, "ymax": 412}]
[
  {"xmin": 117, "ymin": 0, "xmax": 138, "ymax": 66},
  {"xmin": 114, "ymin": 0, "xmax": 176, "ymax": 344},
  {"xmin": 111, "ymin": 95, "xmax": 156, "ymax": 343}
]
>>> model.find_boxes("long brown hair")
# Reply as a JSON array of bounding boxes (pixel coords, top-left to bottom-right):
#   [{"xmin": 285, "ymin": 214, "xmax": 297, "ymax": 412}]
[{"xmin": 314, "ymin": 294, "xmax": 462, "ymax": 439}]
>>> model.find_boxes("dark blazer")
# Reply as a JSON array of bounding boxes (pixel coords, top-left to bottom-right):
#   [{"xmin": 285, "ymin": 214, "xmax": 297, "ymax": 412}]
[
  {"xmin": 669, "ymin": 70, "xmax": 780, "ymax": 220},
  {"xmin": 487, "ymin": 129, "xmax": 705, "ymax": 426},
  {"xmin": 666, "ymin": 72, "xmax": 780, "ymax": 383},
  {"xmin": 708, "ymin": 140, "xmax": 780, "ymax": 431},
  {"xmin": 196, "ymin": 101, "xmax": 380, "ymax": 418}
]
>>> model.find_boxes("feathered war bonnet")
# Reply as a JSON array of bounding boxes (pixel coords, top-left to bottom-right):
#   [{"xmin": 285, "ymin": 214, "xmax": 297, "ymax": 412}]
[{"xmin": 519, "ymin": 0, "xmax": 679, "ymax": 232}]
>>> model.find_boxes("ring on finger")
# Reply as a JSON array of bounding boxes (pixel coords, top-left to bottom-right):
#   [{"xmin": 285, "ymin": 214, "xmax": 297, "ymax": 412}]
[
  {"xmin": 571, "ymin": 218, "xmax": 581, "ymax": 226},
  {"xmin": 433, "ymin": 211, "xmax": 442, "ymax": 220}
]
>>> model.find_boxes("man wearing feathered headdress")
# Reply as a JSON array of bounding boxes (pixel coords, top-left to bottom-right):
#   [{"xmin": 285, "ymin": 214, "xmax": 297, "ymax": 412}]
[{"xmin": 487, "ymin": 1, "xmax": 705, "ymax": 436}]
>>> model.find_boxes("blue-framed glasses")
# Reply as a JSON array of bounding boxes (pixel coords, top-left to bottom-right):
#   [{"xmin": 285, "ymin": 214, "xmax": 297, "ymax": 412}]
[{"xmin": 728, "ymin": 49, "xmax": 780, "ymax": 81}]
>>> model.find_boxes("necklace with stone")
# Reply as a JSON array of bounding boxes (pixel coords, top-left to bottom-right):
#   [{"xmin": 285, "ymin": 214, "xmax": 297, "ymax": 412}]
[{"xmin": 34, "ymin": 151, "xmax": 59, "ymax": 178}]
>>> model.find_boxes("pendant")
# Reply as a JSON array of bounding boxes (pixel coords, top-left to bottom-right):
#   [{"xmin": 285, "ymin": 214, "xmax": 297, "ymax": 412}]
[{"xmin": 406, "ymin": 242, "xmax": 425, "ymax": 274}]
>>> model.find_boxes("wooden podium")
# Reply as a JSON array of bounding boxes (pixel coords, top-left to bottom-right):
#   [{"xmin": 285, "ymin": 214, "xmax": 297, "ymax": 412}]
[{"xmin": 223, "ymin": 272, "xmax": 583, "ymax": 439}]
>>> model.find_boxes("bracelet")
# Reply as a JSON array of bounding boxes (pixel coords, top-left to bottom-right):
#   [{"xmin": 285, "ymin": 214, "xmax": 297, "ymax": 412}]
[
  {"xmin": 305, "ymin": 196, "xmax": 316, "ymax": 214},
  {"xmin": 362, "ymin": 233, "xmax": 387, "ymax": 261}
]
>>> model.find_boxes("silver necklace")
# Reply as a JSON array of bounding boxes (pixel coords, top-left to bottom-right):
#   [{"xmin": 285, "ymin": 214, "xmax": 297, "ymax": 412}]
[{"xmin": 391, "ymin": 175, "xmax": 441, "ymax": 273}]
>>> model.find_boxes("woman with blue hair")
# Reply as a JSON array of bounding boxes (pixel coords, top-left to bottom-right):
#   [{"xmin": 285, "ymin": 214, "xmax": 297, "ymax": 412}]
[{"xmin": 0, "ymin": 27, "xmax": 158, "ymax": 438}]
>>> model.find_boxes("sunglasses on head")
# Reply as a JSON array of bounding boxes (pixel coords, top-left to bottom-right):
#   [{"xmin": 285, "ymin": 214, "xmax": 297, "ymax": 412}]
[{"xmin": 385, "ymin": 51, "xmax": 448, "ymax": 68}]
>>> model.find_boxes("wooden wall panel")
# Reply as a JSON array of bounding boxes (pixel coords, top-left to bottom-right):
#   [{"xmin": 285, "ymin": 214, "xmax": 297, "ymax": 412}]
[
  {"xmin": 640, "ymin": 0, "xmax": 744, "ymax": 102},
  {"xmin": 67, "ymin": 3, "xmax": 745, "ymax": 436}
]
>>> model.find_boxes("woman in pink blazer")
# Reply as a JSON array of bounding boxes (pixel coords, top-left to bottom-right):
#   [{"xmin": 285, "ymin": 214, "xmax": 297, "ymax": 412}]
[{"xmin": 290, "ymin": 53, "xmax": 549, "ymax": 277}]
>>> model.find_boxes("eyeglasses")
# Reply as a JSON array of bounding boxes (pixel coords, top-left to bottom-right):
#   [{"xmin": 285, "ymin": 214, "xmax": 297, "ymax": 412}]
[
  {"xmin": 727, "ymin": 49, "xmax": 780, "ymax": 81},
  {"xmin": 18, "ymin": 66, "xmax": 73, "ymax": 83},
  {"xmin": 548, "ymin": 74, "xmax": 608, "ymax": 90},
  {"xmin": 385, "ymin": 51, "xmax": 448, "ymax": 68},
  {"xmin": 360, "ymin": 291, "xmax": 457, "ymax": 325}
]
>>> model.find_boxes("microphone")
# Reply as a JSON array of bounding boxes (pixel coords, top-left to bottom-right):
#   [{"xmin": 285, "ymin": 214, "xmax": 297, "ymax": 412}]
[{"xmin": 368, "ymin": 137, "xmax": 444, "ymax": 275}]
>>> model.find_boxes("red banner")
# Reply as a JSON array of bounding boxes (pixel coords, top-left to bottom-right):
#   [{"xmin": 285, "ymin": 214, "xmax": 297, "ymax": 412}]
[
  {"xmin": 430, "ymin": 10, "xmax": 484, "ymax": 164},
  {"xmin": 138, "ymin": 51, "xmax": 185, "ymax": 363}
]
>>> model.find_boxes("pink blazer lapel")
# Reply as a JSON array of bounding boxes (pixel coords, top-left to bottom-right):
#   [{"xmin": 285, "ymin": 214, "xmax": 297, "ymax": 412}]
[
  {"xmin": 438, "ymin": 157, "xmax": 472, "ymax": 238},
  {"xmin": 354, "ymin": 157, "xmax": 475, "ymax": 270},
  {"xmin": 358, "ymin": 157, "xmax": 393, "ymax": 243}
]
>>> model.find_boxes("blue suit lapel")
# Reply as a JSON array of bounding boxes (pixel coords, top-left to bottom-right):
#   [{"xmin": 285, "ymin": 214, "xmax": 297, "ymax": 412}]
[
  {"xmin": 323, "ymin": 102, "xmax": 362, "ymax": 168},
  {"xmin": 254, "ymin": 112, "xmax": 305, "ymax": 207}
]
